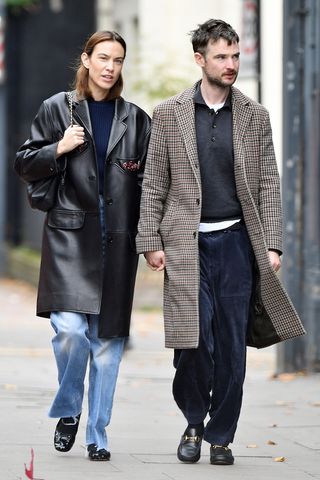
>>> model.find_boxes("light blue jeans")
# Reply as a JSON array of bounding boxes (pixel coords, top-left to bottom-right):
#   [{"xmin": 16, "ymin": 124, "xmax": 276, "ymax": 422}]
[
  {"xmin": 48, "ymin": 196, "xmax": 126, "ymax": 450},
  {"xmin": 49, "ymin": 312, "xmax": 125, "ymax": 450}
]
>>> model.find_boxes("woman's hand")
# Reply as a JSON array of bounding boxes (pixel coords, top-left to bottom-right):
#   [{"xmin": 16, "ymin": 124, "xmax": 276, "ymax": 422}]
[{"xmin": 56, "ymin": 125, "xmax": 85, "ymax": 157}]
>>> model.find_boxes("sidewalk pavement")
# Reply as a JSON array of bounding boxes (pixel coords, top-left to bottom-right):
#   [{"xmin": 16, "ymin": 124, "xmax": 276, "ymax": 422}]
[{"xmin": 0, "ymin": 277, "xmax": 319, "ymax": 480}]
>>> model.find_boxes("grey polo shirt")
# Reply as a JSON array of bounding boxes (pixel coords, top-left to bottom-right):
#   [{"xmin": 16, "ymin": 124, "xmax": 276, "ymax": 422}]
[{"xmin": 194, "ymin": 83, "xmax": 242, "ymax": 223}]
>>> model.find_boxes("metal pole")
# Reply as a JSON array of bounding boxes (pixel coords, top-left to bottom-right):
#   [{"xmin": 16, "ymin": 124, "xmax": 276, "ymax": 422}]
[
  {"xmin": 0, "ymin": 0, "xmax": 7, "ymax": 276},
  {"xmin": 301, "ymin": 0, "xmax": 320, "ymax": 371},
  {"xmin": 279, "ymin": 0, "xmax": 307, "ymax": 372},
  {"xmin": 279, "ymin": 0, "xmax": 320, "ymax": 373}
]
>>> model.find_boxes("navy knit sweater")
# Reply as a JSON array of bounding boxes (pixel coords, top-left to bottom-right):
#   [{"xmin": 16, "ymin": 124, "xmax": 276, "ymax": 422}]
[{"xmin": 88, "ymin": 99, "xmax": 115, "ymax": 195}]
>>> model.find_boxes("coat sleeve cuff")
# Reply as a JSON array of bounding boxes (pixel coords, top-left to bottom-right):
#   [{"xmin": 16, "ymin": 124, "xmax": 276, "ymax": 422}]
[
  {"xmin": 265, "ymin": 235, "xmax": 283, "ymax": 256},
  {"xmin": 135, "ymin": 234, "xmax": 164, "ymax": 254}
]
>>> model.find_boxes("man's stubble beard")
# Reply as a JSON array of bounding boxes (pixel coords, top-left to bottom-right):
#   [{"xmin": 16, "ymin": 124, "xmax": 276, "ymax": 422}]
[{"xmin": 204, "ymin": 71, "xmax": 238, "ymax": 89}]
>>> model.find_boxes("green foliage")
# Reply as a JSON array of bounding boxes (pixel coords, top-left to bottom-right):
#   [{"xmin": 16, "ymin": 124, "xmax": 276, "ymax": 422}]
[
  {"xmin": 5, "ymin": 0, "xmax": 39, "ymax": 12},
  {"xmin": 6, "ymin": 0, "xmax": 36, "ymax": 5},
  {"xmin": 11, "ymin": 245, "xmax": 40, "ymax": 265},
  {"xmin": 134, "ymin": 65, "xmax": 190, "ymax": 104},
  {"xmin": 8, "ymin": 246, "xmax": 41, "ymax": 287}
]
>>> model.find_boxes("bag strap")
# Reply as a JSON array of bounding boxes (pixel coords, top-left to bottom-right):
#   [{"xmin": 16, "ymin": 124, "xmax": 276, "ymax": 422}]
[
  {"xmin": 58, "ymin": 91, "xmax": 74, "ymax": 174},
  {"xmin": 66, "ymin": 91, "xmax": 74, "ymax": 127}
]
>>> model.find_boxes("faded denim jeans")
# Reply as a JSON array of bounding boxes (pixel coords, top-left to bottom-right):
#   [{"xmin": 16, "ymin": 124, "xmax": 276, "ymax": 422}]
[{"xmin": 48, "ymin": 196, "xmax": 126, "ymax": 450}]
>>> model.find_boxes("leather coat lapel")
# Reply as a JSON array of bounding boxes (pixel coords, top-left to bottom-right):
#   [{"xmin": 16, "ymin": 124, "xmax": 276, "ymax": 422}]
[
  {"xmin": 107, "ymin": 97, "xmax": 128, "ymax": 157},
  {"xmin": 72, "ymin": 94, "xmax": 93, "ymax": 136},
  {"xmin": 71, "ymin": 93, "xmax": 128, "ymax": 156},
  {"xmin": 174, "ymin": 95, "xmax": 201, "ymax": 188}
]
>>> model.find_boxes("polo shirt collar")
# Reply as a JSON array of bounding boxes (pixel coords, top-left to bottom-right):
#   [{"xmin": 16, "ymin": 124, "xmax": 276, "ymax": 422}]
[{"xmin": 193, "ymin": 81, "xmax": 232, "ymax": 110}]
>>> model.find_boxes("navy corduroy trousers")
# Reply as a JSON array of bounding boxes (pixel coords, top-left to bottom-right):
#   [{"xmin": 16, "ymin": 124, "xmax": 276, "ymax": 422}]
[{"xmin": 173, "ymin": 222, "xmax": 254, "ymax": 446}]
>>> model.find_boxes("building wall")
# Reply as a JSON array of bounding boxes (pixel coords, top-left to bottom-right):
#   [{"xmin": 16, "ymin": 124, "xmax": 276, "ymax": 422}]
[
  {"xmin": 98, "ymin": 0, "xmax": 259, "ymax": 109},
  {"xmin": 7, "ymin": 0, "xmax": 96, "ymax": 249},
  {"xmin": 260, "ymin": 0, "xmax": 283, "ymax": 174},
  {"xmin": 4, "ymin": 0, "xmax": 280, "ymax": 174},
  {"xmin": 97, "ymin": 0, "xmax": 282, "ymax": 167}
]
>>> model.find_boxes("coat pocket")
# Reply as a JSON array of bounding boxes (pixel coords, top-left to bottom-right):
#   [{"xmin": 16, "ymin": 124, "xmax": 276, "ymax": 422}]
[
  {"xmin": 116, "ymin": 156, "xmax": 141, "ymax": 176},
  {"xmin": 47, "ymin": 210, "xmax": 85, "ymax": 230},
  {"xmin": 160, "ymin": 199, "xmax": 179, "ymax": 238}
]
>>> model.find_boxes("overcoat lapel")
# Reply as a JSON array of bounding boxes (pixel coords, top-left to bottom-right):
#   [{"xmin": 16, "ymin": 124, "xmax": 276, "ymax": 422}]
[
  {"xmin": 174, "ymin": 95, "xmax": 201, "ymax": 188},
  {"xmin": 231, "ymin": 88, "xmax": 253, "ymax": 165}
]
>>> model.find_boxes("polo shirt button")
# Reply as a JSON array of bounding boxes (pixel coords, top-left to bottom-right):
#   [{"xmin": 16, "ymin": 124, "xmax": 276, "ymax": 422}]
[
  {"xmin": 106, "ymin": 198, "xmax": 113, "ymax": 205},
  {"xmin": 211, "ymin": 137, "xmax": 215, "ymax": 142}
]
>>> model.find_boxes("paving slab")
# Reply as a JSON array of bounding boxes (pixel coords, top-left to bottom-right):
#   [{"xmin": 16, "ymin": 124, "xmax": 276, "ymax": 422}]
[{"xmin": 0, "ymin": 278, "xmax": 320, "ymax": 480}]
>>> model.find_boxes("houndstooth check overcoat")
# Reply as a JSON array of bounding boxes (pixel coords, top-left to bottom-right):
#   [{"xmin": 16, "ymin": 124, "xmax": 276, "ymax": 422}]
[{"xmin": 136, "ymin": 83, "xmax": 305, "ymax": 349}]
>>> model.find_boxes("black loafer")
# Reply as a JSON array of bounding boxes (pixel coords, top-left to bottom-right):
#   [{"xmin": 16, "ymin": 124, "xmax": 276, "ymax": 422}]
[
  {"xmin": 54, "ymin": 414, "xmax": 81, "ymax": 452},
  {"xmin": 87, "ymin": 443, "xmax": 111, "ymax": 461},
  {"xmin": 210, "ymin": 445, "xmax": 234, "ymax": 465},
  {"xmin": 177, "ymin": 427, "xmax": 203, "ymax": 463}
]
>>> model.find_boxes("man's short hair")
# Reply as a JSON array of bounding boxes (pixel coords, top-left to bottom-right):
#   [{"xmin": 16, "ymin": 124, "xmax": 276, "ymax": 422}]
[{"xmin": 190, "ymin": 19, "xmax": 239, "ymax": 55}]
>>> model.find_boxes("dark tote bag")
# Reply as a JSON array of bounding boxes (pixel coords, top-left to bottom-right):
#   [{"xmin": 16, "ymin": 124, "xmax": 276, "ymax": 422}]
[
  {"xmin": 26, "ymin": 157, "xmax": 67, "ymax": 211},
  {"xmin": 27, "ymin": 91, "xmax": 73, "ymax": 212}
]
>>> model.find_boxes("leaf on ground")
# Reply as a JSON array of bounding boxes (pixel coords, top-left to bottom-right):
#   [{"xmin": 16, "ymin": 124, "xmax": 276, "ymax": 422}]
[
  {"xmin": 246, "ymin": 444, "xmax": 258, "ymax": 448},
  {"xmin": 167, "ymin": 411, "xmax": 179, "ymax": 416},
  {"xmin": 269, "ymin": 423, "xmax": 278, "ymax": 428},
  {"xmin": 267, "ymin": 440, "xmax": 277, "ymax": 445},
  {"xmin": 4, "ymin": 383, "xmax": 17, "ymax": 390},
  {"xmin": 24, "ymin": 448, "xmax": 34, "ymax": 479},
  {"xmin": 311, "ymin": 402, "xmax": 320, "ymax": 407},
  {"xmin": 271, "ymin": 371, "xmax": 307, "ymax": 381},
  {"xmin": 274, "ymin": 456, "xmax": 285, "ymax": 462},
  {"xmin": 275, "ymin": 400, "xmax": 293, "ymax": 406},
  {"xmin": 277, "ymin": 373, "xmax": 297, "ymax": 382}
]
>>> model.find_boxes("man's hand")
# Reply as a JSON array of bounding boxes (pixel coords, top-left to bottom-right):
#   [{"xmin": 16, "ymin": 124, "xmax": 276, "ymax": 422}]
[
  {"xmin": 145, "ymin": 250, "xmax": 166, "ymax": 272},
  {"xmin": 268, "ymin": 250, "xmax": 281, "ymax": 272}
]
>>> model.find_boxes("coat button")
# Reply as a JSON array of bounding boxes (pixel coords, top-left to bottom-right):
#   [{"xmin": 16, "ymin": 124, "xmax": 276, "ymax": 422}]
[
  {"xmin": 107, "ymin": 235, "xmax": 113, "ymax": 244},
  {"xmin": 88, "ymin": 175, "xmax": 96, "ymax": 181},
  {"xmin": 106, "ymin": 198, "xmax": 113, "ymax": 205}
]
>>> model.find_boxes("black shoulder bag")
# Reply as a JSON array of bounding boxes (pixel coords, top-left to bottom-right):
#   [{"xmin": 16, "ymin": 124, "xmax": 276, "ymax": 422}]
[{"xmin": 27, "ymin": 91, "xmax": 73, "ymax": 212}]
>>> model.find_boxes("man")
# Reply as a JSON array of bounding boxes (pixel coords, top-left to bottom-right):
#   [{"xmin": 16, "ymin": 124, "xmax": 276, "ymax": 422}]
[{"xmin": 136, "ymin": 19, "xmax": 305, "ymax": 466}]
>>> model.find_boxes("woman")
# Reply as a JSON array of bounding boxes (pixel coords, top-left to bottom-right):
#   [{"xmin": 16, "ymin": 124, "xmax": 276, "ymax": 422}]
[{"xmin": 14, "ymin": 31, "xmax": 150, "ymax": 461}]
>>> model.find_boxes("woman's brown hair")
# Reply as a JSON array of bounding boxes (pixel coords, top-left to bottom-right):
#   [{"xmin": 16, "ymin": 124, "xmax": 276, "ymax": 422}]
[{"xmin": 74, "ymin": 31, "xmax": 126, "ymax": 100}]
